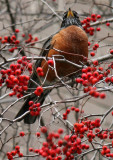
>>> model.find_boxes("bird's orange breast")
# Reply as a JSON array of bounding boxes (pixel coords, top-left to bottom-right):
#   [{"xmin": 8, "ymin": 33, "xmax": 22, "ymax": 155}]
[{"xmin": 41, "ymin": 25, "xmax": 88, "ymax": 82}]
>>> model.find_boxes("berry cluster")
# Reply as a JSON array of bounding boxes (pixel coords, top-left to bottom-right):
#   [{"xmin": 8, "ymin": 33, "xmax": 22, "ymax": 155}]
[
  {"xmin": 28, "ymin": 101, "xmax": 41, "ymax": 116},
  {"xmin": 7, "ymin": 145, "xmax": 23, "ymax": 160},
  {"xmin": 75, "ymin": 64, "xmax": 111, "ymax": 99},
  {"xmin": 0, "ymin": 29, "xmax": 38, "ymax": 53},
  {"xmin": 81, "ymin": 14, "xmax": 102, "ymax": 35},
  {"xmin": 29, "ymin": 127, "xmax": 88, "ymax": 160},
  {"xmin": 7, "ymin": 115, "xmax": 113, "ymax": 160},
  {"xmin": 0, "ymin": 56, "xmax": 32, "ymax": 98}
]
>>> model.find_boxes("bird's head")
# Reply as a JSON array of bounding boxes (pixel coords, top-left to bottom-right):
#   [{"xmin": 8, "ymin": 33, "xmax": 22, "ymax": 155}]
[{"xmin": 61, "ymin": 8, "xmax": 82, "ymax": 28}]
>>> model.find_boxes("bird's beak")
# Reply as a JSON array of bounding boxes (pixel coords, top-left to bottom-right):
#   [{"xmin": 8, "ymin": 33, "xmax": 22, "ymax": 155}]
[{"xmin": 67, "ymin": 8, "xmax": 74, "ymax": 17}]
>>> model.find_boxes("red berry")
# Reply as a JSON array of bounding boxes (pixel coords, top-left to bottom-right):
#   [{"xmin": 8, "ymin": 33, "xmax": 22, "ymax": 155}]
[
  {"xmin": 86, "ymin": 17, "xmax": 91, "ymax": 22},
  {"xmin": 71, "ymin": 106, "xmax": 75, "ymax": 110},
  {"xmin": 97, "ymin": 15, "xmax": 101, "ymax": 19},
  {"xmin": 93, "ymin": 71, "xmax": 99, "ymax": 77},
  {"xmin": 15, "ymin": 145, "xmax": 20, "ymax": 150},
  {"xmin": 15, "ymin": 29, "xmax": 20, "ymax": 33},
  {"xmin": 99, "ymin": 67, "xmax": 103, "ymax": 71},
  {"xmin": 37, "ymin": 67, "xmax": 43, "ymax": 73},
  {"xmin": 100, "ymin": 93, "xmax": 106, "ymax": 99},
  {"xmin": 111, "ymin": 77, "xmax": 113, "ymax": 83},
  {"xmin": 90, "ymin": 27, "xmax": 94, "ymax": 31},
  {"xmin": 48, "ymin": 59, "xmax": 54, "ymax": 66},
  {"xmin": 64, "ymin": 135, "xmax": 70, "ymax": 141},
  {"xmin": 92, "ymin": 18, "xmax": 96, "ymax": 22},
  {"xmin": 66, "ymin": 108, "xmax": 70, "ymax": 114},
  {"xmin": 22, "ymin": 34, "xmax": 25, "ymax": 37},
  {"xmin": 29, "ymin": 148, "xmax": 33, "ymax": 152},
  {"xmin": 36, "ymin": 132, "xmax": 40, "ymax": 137},
  {"xmin": 58, "ymin": 128, "xmax": 64, "ymax": 134},
  {"xmin": 41, "ymin": 126, "xmax": 47, "ymax": 133},
  {"xmin": 110, "ymin": 49, "xmax": 113, "ymax": 54},
  {"xmin": 19, "ymin": 131, "xmax": 25, "ymax": 137},
  {"xmin": 58, "ymin": 140, "xmax": 63, "ymax": 147},
  {"xmin": 91, "ymin": 14, "xmax": 96, "ymax": 18},
  {"xmin": 99, "ymin": 74, "xmax": 103, "ymax": 80},
  {"xmin": 93, "ymin": 60, "xmax": 98, "ymax": 66},
  {"xmin": 82, "ymin": 73, "xmax": 87, "ymax": 80},
  {"xmin": 36, "ymin": 67, "xmax": 44, "ymax": 76},
  {"xmin": 34, "ymin": 37, "xmax": 38, "ymax": 41},
  {"xmin": 88, "ymin": 41, "xmax": 91, "ymax": 46},
  {"xmin": 90, "ymin": 52, "xmax": 95, "ymax": 57},
  {"xmin": 96, "ymin": 27, "xmax": 101, "ymax": 31},
  {"xmin": 89, "ymin": 31, "xmax": 94, "ymax": 36},
  {"xmin": 29, "ymin": 101, "xmax": 34, "ymax": 106},
  {"xmin": 11, "ymin": 150, "xmax": 17, "ymax": 156},
  {"xmin": 75, "ymin": 108, "xmax": 79, "ymax": 112},
  {"xmin": 94, "ymin": 43, "xmax": 99, "ymax": 48},
  {"xmin": 89, "ymin": 90, "xmax": 95, "ymax": 96},
  {"xmin": 19, "ymin": 153, "xmax": 23, "ymax": 157},
  {"xmin": 15, "ymin": 40, "xmax": 20, "ymax": 44},
  {"xmin": 105, "ymin": 77, "xmax": 110, "ymax": 83},
  {"xmin": 17, "ymin": 59, "xmax": 22, "ymax": 64},
  {"xmin": 12, "ymin": 35, "xmax": 16, "ymax": 39},
  {"xmin": 106, "ymin": 22, "xmax": 110, "ymax": 26},
  {"xmin": 15, "ymin": 69, "xmax": 21, "ymax": 75},
  {"xmin": 34, "ymin": 86, "xmax": 43, "ymax": 96},
  {"xmin": 92, "ymin": 78, "xmax": 98, "ymax": 84},
  {"xmin": 94, "ymin": 92, "xmax": 100, "ymax": 98}
]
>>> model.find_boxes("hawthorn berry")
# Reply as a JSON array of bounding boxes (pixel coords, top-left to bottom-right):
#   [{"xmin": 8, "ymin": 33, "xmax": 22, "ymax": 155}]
[
  {"xmin": 36, "ymin": 132, "xmax": 40, "ymax": 137},
  {"xmin": 110, "ymin": 49, "xmax": 113, "ymax": 54},
  {"xmin": 41, "ymin": 126, "xmax": 47, "ymax": 133},
  {"xmin": 29, "ymin": 148, "xmax": 33, "ymax": 152},
  {"xmin": 97, "ymin": 14, "xmax": 101, "ymax": 19},
  {"xmin": 19, "ymin": 131, "xmax": 25, "ymax": 137},
  {"xmin": 48, "ymin": 59, "xmax": 54, "ymax": 66},
  {"xmin": 17, "ymin": 59, "xmax": 22, "ymax": 64},
  {"xmin": 11, "ymin": 150, "xmax": 16, "ymax": 156},
  {"xmin": 94, "ymin": 43, "xmax": 99, "ymax": 48},
  {"xmin": 34, "ymin": 86, "xmax": 43, "ymax": 96},
  {"xmin": 71, "ymin": 106, "xmax": 75, "ymax": 110},
  {"xmin": 15, "ymin": 145, "xmax": 20, "ymax": 151},
  {"xmin": 94, "ymin": 92, "xmax": 100, "ymax": 98},
  {"xmin": 96, "ymin": 27, "xmax": 101, "ymax": 31},
  {"xmin": 19, "ymin": 153, "xmax": 23, "ymax": 157},
  {"xmin": 34, "ymin": 37, "xmax": 38, "ymax": 41},
  {"xmin": 100, "ymin": 92, "xmax": 106, "ymax": 99},
  {"xmin": 58, "ymin": 140, "xmax": 63, "ymax": 147},
  {"xmin": 66, "ymin": 108, "xmax": 70, "ymax": 114},
  {"xmin": 91, "ymin": 14, "xmax": 96, "ymax": 19},
  {"xmin": 15, "ymin": 40, "xmax": 20, "ymax": 44},
  {"xmin": 90, "ymin": 52, "xmax": 95, "ymax": 57},
  {"xmin": 75, "ymin": 108, "xmax": 79, "ymax": 112},
  {"xmin": 106, "ymin": 22, "xmax": 110, "ymax": 26},
  {"xmin": 58, "ymin": 128, "xmax": 64, "ymax": 134},
  {"xmin": 15, "ymin": 29, "xmax": 20, "ymax": 33},
  {"xmin": 12, "ymin": 35, "xmax": 16, "ymax": 39},
  {"xmin": 88, "ymin": 41, "xmax": 91, "ymax": 46}
]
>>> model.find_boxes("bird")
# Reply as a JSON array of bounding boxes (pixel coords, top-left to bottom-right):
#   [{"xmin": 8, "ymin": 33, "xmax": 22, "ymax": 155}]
[{"xmin": 15, "ymin": 8, "xmax": 88, "ymax": 124}]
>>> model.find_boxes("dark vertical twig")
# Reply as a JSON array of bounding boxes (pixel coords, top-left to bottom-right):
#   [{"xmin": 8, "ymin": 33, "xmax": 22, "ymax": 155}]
[{"xmin": 5, "ymin": 0, "xmax": 16, "ymax": 32}]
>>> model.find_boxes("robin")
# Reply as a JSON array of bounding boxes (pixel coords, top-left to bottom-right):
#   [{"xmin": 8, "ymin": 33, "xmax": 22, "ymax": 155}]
[{"xmin": 15, "ymin": 8, "xmax": 88, "ymax": 124}]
